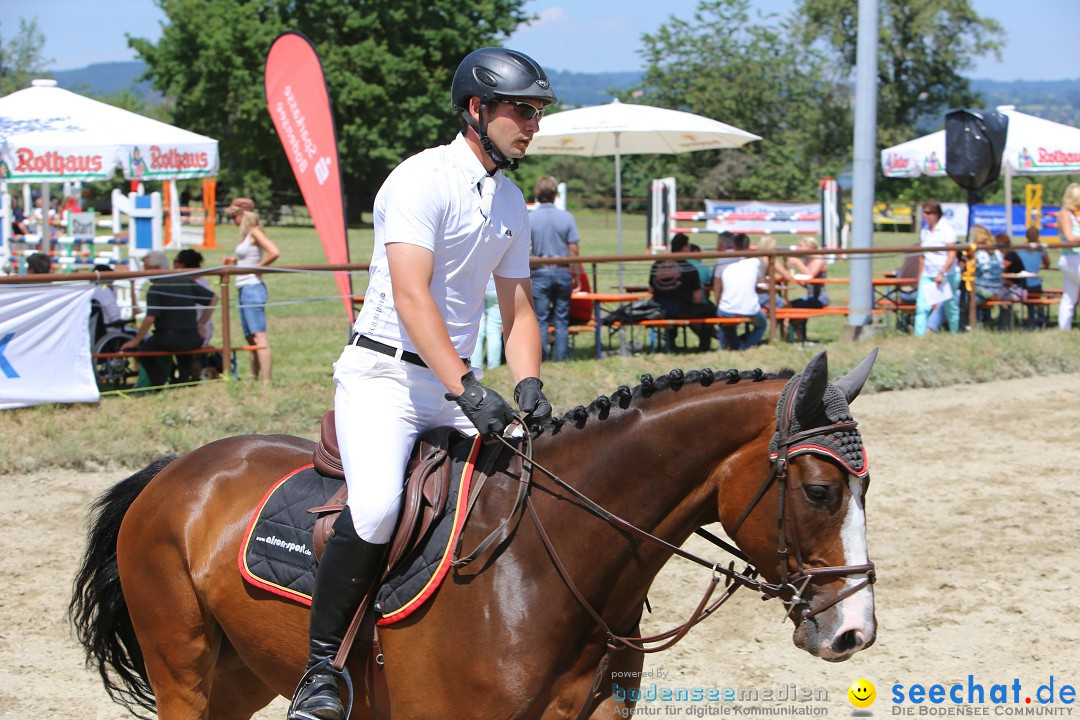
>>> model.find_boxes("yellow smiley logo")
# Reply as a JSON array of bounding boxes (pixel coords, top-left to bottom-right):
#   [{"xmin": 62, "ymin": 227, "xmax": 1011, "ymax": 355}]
[{"xmin": 848, "ymin": 678, "xmax": 876, "ymax": 708}]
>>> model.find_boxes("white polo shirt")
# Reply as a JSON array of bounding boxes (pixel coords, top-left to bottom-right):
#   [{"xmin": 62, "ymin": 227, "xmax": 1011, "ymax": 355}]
[
  {"xmin": 717, "ymin": 257, "xmax": 762, "ymax": 315},
  {"xmin": 354, "ymin": 134, "xmax": 532, "ymax": 356},
  {"xmin": 920, "ymin": 221, "xmax": 957, "ymax": 276}
]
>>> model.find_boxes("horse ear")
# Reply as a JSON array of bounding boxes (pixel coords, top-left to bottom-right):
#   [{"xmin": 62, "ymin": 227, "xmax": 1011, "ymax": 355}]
[
  {"xmin": 793, "ymin": 351, "xmax": 829, "ymax": 421},
  {"xmin": 834, "ymin": 347, "xmax": 879, "ymax": 404}
]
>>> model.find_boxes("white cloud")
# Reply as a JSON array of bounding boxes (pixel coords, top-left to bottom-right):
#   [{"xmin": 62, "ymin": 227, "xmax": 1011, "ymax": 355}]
[{"xmin": 522, "ymin": 6, "xmax": 568, "ymax": 30}]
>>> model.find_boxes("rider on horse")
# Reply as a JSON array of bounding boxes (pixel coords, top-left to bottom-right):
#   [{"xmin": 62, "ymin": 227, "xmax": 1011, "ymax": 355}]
[{"xmin": 287, "ymin": 48, "xmax": 557, "ymax": 720}]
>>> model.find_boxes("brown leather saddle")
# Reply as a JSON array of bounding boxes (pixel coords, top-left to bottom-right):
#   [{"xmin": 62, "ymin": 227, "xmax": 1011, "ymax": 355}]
[
  {"xmin": 305, "ymin": 411, "xmax": 526, "ymax": 719},
  {"xmin": 309, "ymin": 411, "xmax": 462, "ymax": 574}
]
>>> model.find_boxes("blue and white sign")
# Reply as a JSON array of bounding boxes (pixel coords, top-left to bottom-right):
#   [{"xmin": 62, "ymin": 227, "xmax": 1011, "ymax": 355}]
[{"xmin": 0, "ymin": 284, "xmax": 98, "ymax": 409}]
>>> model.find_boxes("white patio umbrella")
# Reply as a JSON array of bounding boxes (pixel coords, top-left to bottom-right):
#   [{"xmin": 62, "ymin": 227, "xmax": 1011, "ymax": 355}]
[
  {"xmin": 528, "ymin": 99, "xmax": 761, "ymax": 288},
  {"xmin": 880, "ymin": 105, "xmax": 1080, "ymax": 233}
]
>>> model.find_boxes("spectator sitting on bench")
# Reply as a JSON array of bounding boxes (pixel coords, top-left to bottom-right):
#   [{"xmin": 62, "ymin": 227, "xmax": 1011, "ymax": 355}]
[
  {"xmin": 10, "ymin": 197, "xmax": 29, "ymax": 236},
  {"xmin": 90, "ymin": 263, "xmax": 125, "ymax": 341},
  {"xmin": 998, "ymin": 233, "xmax": 1027, "ymax": 302},
  {"xmin": 687, "ymin": 243, "xmax": 713, "ymax": 302},
  {"xmin": 120, "ymin": 250, "xmax": 218, "ymax": 387},
  {"xmin": 893, "ymin": 254, "xmax": 922, "ymax": 305},
  {"xmin": 972, "ymin": 225, "xmax": 1004, "ymax": 325},
  {"xmin": 25, "ymin": 252, "xmax": 52, "ymax": 274},
  {"xmin": 1017, "ymin": 225, "xmax": 1051, "ymax": 327},
  {"xmin": 786, "ymin": 236, "xmax": 830, "ymax": 343},
  {"xmin": 649, "ymin": 233, "xmax": 716, "ymax": 352},
  {"xmin": 753, "ymin": 236, "xmax": 792, "ymax": 310},
  {"xmin": 174, "ymin": 249, "xmax": 223, "ymax": 379},
  {"xmin": 714, "ymin": 232, "xmax": 766, "ymax": 351}
]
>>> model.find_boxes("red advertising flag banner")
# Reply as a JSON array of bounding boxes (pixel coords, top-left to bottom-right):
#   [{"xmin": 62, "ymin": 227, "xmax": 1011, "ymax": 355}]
[{"xmin": 264, "ymin": 32, "xmax": 353, "ymax": 322}]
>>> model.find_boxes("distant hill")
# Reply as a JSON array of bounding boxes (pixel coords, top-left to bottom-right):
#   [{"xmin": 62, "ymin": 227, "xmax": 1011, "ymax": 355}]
[
  {"xmin": 50, "ymin": 61, "xmax": 153, "ymax": 96},
  {"xmin": 37, "ymin": 62, "xmax": 1080, "ymax": 124},
  {"xmin": 42, "ymin": 62, "xmax": 640, "ymax": 107},
  {"xmin": 545, "ymin": 70, "xmax": 642, "ymax": 106},
  {"xmin": 973, "ymin": 78, "xmax": 1080, "ymax": 126}
]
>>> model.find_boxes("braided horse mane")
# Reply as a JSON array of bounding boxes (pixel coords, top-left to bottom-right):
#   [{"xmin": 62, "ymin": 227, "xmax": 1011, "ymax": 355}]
[{"xmin": 540, "ymin": 367, "xmax": 797, "ymax": 436}]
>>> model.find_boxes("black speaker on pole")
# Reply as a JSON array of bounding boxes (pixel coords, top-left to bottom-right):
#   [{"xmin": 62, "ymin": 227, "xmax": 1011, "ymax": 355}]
[
  {"xmin": 945, "ymin": 109, "xmax": 1009, "ymax": 192},
  {"xmin": 945, "ymin": 109, "xmax": 1008, "ymax": 331}
]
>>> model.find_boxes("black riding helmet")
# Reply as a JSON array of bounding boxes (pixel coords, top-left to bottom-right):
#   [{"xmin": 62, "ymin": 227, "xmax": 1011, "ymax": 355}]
[{"xmin": 451, "ymin": 47, "xmax": 557, "ymax": 171}]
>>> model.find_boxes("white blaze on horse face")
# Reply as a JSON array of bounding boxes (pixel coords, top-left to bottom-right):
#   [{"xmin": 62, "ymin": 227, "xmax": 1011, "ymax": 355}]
[{"xmin": 831, "ymin": 476, "xmax": 875, "ymax": 652}]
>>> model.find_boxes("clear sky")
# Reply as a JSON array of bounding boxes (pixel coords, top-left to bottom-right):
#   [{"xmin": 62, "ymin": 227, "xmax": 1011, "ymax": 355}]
[{"xmin": 6, "ymin": 0, "xmax": 1079, "ymax": 83}]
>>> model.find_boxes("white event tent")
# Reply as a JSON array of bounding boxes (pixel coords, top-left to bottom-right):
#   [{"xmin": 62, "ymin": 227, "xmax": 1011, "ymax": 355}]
[
  {"xmin": 0, "ymin": 80, "xmax": 221, "ymax": 410},
  {"xmin": 880, "ymin": 105, "xmax": 1080, "ymax": 234},
  {"xmin": 0, "ymin": 78, "xmax": 220, "ymax": 262},
  {"xmin": 0, "ymin": 79, "xmax": 219, "ymax": 184}
]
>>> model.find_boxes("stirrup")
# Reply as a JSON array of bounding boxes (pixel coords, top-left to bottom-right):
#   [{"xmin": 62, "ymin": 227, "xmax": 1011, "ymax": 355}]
[{"xmin": 287, "ymin": 662, "xmax": 354, "ymax": 720}]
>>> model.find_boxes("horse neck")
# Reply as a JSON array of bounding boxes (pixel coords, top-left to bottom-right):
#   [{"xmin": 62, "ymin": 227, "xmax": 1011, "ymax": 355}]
[{"xmin": 529, "ymin": 379, "xmax": 781, "ymax": 625}]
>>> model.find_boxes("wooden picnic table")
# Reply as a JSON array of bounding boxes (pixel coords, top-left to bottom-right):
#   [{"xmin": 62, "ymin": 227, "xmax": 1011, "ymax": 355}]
[{"xmin": 571, "ymin": 291, "xmax": 651, "ymax": 359}]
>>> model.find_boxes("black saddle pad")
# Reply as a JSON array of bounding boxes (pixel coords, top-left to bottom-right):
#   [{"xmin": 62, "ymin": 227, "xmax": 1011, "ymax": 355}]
[{"xmin": 239, "ymin": 435, "xmax": 482, "ymax": 625}]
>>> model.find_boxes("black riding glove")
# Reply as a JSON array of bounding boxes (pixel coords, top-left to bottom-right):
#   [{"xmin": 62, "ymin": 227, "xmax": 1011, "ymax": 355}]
[
  {"xmin": 514, "ymin": 377, "xmax": 552, "ymax": 429},
  {"xmin": 445, "ymin": 372, "xmax": 515, "ymax": 438}
]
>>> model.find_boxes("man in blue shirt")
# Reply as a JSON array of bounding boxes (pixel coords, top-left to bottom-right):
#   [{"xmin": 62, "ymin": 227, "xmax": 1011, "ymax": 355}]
[{"xmin": 530, "ymin": 176, "xmax": 580, "ymax": 361}]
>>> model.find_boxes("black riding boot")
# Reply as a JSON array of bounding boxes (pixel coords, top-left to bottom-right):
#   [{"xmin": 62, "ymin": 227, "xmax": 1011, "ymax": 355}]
[{"xmin": 288, "ymin": 507, "xmax": 387, "ymax": 720}]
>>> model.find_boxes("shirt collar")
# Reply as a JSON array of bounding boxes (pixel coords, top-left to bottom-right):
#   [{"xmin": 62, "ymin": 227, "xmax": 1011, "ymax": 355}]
[{"xmin": 450, "ymin": 134, "xmax": 499, "ymax": 192}]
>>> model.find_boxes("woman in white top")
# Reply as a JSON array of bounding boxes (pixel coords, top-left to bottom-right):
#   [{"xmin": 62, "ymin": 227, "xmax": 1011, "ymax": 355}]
[
  {"xmin": 1058, "ymin": 183, "xmax": 1080, "ymax": 330},
  {"xmin": 914, "ymin": 199, "xmax": 959, "ymax": 336},
  {"xmin": 223, "ymin": 198, "xmax": 280, "ymax": 383}
]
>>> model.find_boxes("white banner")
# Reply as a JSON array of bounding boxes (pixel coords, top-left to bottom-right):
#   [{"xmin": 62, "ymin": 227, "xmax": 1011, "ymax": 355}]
[
  {"xmin": 940, "ymin": 203, "xmax": 970, "ymax": 238},
  {"xmin": 704, "ymin": 200, "xmax": 821, "ymax": 235},
  {"xmin": 0, "ymin": 284, "xmax": 99, "ymax": 410}
]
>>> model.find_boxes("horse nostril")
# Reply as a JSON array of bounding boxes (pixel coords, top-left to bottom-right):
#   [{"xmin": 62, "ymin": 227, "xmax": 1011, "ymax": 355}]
[{"xmin": 834, "ymin": 629, "xmax": 863, "ymax": 654}]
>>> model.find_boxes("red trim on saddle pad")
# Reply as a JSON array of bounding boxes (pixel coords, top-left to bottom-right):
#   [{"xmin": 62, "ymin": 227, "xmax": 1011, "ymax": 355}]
[
  {"xmin": 377, "ymin": 435, "xmax": 482, "ymax": 626},
  {"xmin": 238, "ymin": 464, "xmax": 316, "ymax": 606}
]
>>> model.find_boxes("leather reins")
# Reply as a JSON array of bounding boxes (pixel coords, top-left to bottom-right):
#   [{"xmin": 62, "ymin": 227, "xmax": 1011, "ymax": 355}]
[{"xmin": 451, "ymin": 388, "xmax": 876, "ymax": 719}]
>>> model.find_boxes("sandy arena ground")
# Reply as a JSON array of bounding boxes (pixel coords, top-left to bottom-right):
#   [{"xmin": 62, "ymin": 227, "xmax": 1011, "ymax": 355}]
[{"xmin": 2, "ymin": 373, "xmax": 1078, "ymax": 719}]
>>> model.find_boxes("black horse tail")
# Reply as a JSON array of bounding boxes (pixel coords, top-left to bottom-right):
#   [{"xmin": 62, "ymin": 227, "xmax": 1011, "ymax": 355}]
[{"xmin": 69, "ymin": 455, "xmax": 177, "ymax": 720}]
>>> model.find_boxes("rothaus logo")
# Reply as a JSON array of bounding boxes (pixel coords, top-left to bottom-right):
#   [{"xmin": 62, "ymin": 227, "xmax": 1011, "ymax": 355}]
[{"xmin": 16, "ymin": 148, "xmax": 104, "ymax": 175}]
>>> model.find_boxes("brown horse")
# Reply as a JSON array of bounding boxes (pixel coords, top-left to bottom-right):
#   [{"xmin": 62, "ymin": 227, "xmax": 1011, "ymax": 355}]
[{"xmin": 71, "ymin": 350, "xmax": 878, "ymax": 720}]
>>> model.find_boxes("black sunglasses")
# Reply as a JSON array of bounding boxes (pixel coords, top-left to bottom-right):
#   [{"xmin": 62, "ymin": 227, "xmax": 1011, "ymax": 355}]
[{"xmin": 498, "ymin": 99, "xmax": 545, "ymax": 121}]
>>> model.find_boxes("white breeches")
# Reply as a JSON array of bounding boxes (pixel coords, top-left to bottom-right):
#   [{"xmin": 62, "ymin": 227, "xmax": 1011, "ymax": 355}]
[
  {"xmin": 1058, "ymin": 253, "xmax": 1080, "ymax": 330},
  {"xmin": 333, "ymin": 345, "xmax": 476, "ymax": 543}
]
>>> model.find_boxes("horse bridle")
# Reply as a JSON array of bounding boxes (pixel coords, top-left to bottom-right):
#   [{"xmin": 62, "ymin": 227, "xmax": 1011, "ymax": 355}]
[
  {"xmin": 729, "ymin": 418, "xmax": 877, "ymax": 621},
  {"xmin": 454, "ymin": 390, "xmax": 876, "ymax": 719}
]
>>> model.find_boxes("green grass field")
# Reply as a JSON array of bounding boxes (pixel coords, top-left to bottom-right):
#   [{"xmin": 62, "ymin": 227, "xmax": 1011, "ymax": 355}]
[{"xmin": 1, "ymin": 211, "xmax": 1077, "ymax": 473}]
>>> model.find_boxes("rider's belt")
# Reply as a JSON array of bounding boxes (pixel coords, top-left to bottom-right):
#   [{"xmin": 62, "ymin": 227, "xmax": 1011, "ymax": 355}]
[{"xmin": 349, "ymin": 333, "xmax": 469, "ymax": 369}]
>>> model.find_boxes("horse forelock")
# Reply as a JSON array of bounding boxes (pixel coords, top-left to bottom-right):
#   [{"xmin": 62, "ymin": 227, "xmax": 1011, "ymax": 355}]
[{"xmin": 539, "ymin": 367, "xmax": 796, "ymax": 437}]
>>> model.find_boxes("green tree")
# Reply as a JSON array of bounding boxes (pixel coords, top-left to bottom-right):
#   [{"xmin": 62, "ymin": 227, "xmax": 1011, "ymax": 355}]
[
  {"xmin": 130, "ymin": 0, "xmax": 528, "ymax": 216},
  {"xmin": 0, "ymin": 18, "xmax": 53, "ymax": 96},
  {"xmin": 797, "ymin": 0, "xmax": 1005, "ymax": 149},
  {"xmin": 631, "ymin": 0, "xmax": 851, "ymax": 201}
]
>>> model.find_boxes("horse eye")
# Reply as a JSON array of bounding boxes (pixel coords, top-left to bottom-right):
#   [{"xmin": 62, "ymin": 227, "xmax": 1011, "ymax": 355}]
[{"xmin": 803, "ymin": 485, "xmax": 829, "ymax": 504}]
